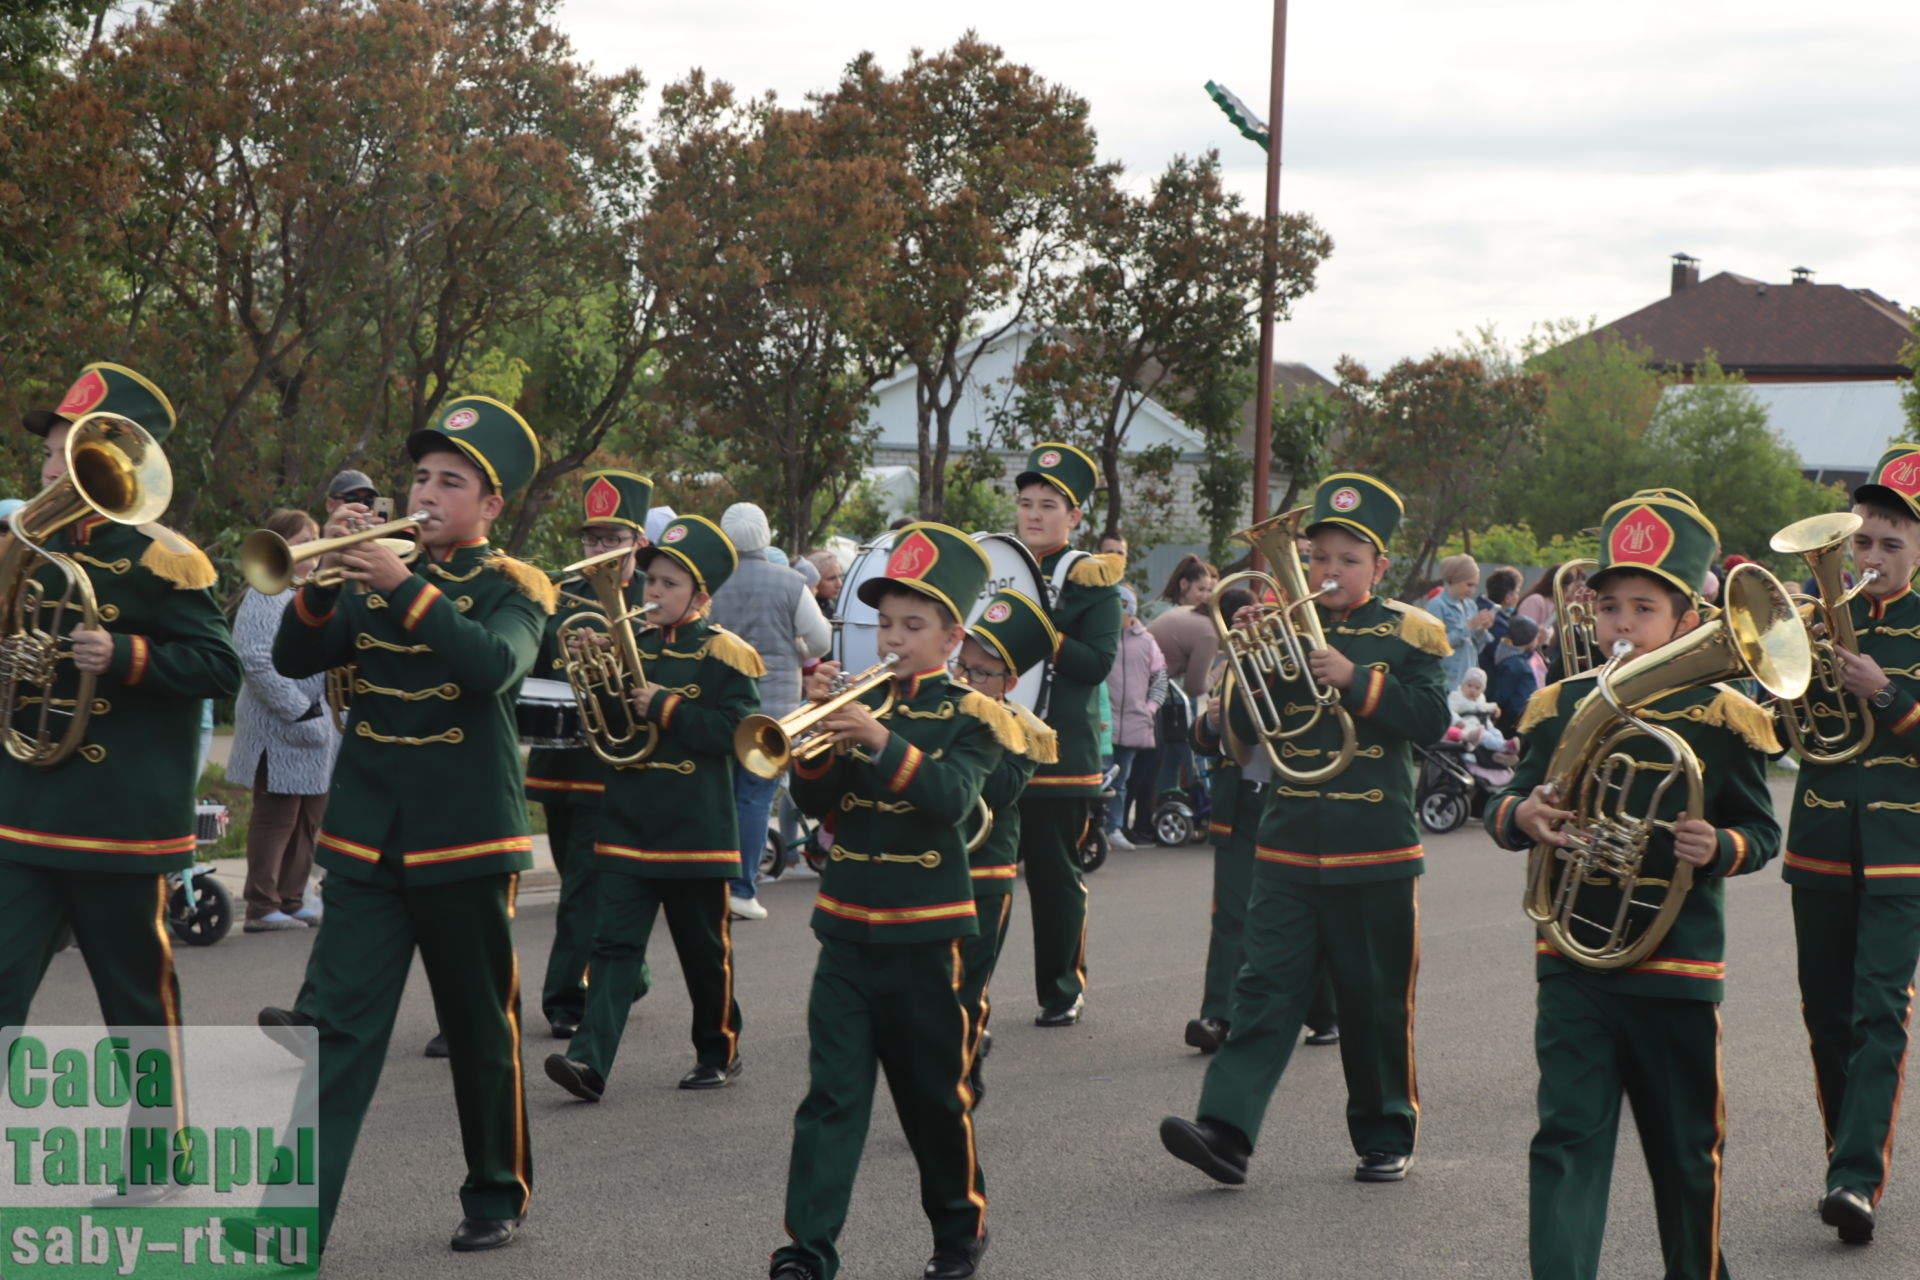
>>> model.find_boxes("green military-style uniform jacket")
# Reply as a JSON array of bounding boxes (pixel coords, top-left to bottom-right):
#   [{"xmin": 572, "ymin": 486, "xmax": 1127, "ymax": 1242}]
[
  {"xmin": 1250, "ymin": 595, "xmax": 1451, "ymax": 883},
  {"xmin": 1488, "ymin": 673, "xmax": 1783, "ymax": 1001},
  {"xmin": 1784, "ymin": 581, "xmax": 1920, "ymax": 892},
  {"xmin": 968, "ymin": 702, "xmax": 1054, "ymax": 897},
  {"xmin": 274, "ymin": 537, "xmax": 552, "ymax": 884},
  {"xmin": 793, "ymin": 667, "xmax": 1014, "ymax": 942},
  {"xmin": 522, "ymin": 574, "xmax": 644, "ymax": 807},
  {"xmin": 0, "ymin": 517, "xmax": 240, "ymax": 872},
  {"xmin": 592, "ymin": 613, "xmax": 761, "ymax": 877},
  {"xmin": 1025, "ymin": 548, "xmax": 1123, "ymax": 799}
]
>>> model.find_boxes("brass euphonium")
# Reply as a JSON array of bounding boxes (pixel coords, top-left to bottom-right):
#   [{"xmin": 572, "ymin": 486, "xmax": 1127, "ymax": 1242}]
[
  {"xmin": 734, "ymin": 654, "xmax": 900, "ymax": 780},
  {"xmin": 555, "ymin": 546, "xmax": 659, "ymax": 767},
  {"xmin": 1553, "ymin": 558, "xmax": 1602, "ymax": 677},
  {"xmin": 1207, "ymin": 507, "xmax": 1358, "ymax": 785},
  {"xmin": 0, "ymin": 411, "xmax": 173, "ymax": 766},
  {"xmin": 1771, "ymin": 511, "xmax": 1879, "ymax": 765},
  {"xmin": 240, "ymin": 513, "xmax": 428, "ymax": 595},
  {"xmin": 1523, "ymin": 564, "xmax": 1811, "ymax": 969}
]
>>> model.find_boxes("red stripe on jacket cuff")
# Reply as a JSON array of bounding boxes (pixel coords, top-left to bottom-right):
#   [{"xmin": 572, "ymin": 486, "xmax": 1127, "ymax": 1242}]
[
  {"xmin": 293, "ymin": 588, "xmax": 334, "ymax": 626},
  {"xmin": 125, "ymin": 635, "xmax": 149, "ymax": 686},
  {"xmin": 401, "ymin": 583, "xmax": 442, "ymax": 631}
]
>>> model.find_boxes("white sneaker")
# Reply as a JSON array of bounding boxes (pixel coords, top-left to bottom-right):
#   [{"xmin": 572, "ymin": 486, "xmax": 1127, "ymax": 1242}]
[
  {"xmin": 292, "ymin": 906, "xmax": 323, "ymax": 926},
  {"xmin": 1108, "ymin": 830, "xmax": 1136, "ymax": 851},
  {"xmin": 244, "ymin": 911, "xmax": 305, "ymax": 933},
  {"xmin": 729, "ymin": 896, "xmax": 769, "ymax": 921}
]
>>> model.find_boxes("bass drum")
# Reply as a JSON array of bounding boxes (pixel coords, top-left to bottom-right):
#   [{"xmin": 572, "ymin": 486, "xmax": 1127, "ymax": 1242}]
[
  {"xmin": 968, "ymin": 532, "xmax": 1052, "ymax": 719},
  {"xmin": 831, "ymin": 531, "xmax": 897, "ymax": 681}
]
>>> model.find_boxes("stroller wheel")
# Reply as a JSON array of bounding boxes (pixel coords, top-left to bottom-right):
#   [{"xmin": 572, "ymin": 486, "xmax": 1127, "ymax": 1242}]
[
  {"xmin": 1077, "ymin": 819, "xmax": 1109, "ymax": 873},
  {"xmin": 168, "ymin": 875, "xmax": 233, "ymax": 946},
  {"xmin": 760, "ymin": 830, "xmax": 785, "ymax": 880},
  {"xmin": 1154, "ymin": 804, "xmax": 1196, "ymax": 847},
  {"xmin": 1419, "ymin": 787, "xmax": 1470, "ymax": 835}
]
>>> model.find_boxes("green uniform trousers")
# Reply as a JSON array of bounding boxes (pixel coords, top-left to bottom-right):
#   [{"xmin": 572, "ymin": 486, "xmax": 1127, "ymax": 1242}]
[
  {"xmin": 775, "ymin": 936, "xmax": 986, "ymax": 1280},
  {"xmin": 539, "ymin": 803, "xmax": 600, "ymax": 1027},
  {"xmin": 569, "ymin": 875, "xmax": 739, "ymax": 1080},
  {"xmin": 1197, "ymin": 875, "xmax": 1417, "ymax": 1156},
  {"xmin": 304, "ymin": 870, "xmax": 530, "ymax": 1246},
  {"xmin": 0, "ymin": 863, "xmax": 183, "ymax": 1033},
  {"xmin": 1018, "ymin": 796, "xmax": 1089, "ymax": 1011},
  {"xmin": 1530, "ymin": 977, "xmax": 1727, "ymax": 1280},
  {"xmin": 1792, "ymin": 887, "xmax": 1920, "ymax": 1203},
  {"xmin": 958, "ymin": 893, "xmax": 1015, "ymax": 1066},
  {"xmin": 1201, "ymin": 799, "xmax": 1336, "ymax": 1032}
]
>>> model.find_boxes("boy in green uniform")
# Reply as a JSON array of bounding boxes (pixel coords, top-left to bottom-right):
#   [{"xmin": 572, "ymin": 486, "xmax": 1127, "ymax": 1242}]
[
  {"xmin": 523, "ymin": 469, "xmax": 652, "ymax": 1038},
  {"xmin": 770, "ymin": 522, "xmax": 1023, "ymax": 1280},
  {"xmin": 1486, "ymin": 492, "xmax": 1782, "ymax": 1279},
  {"xmin": 952, "ymin": 588, "xmax": 1059, "ymax": 1104},
  {"xmin": 1011, "ymin": 444, "xmax": 1123, "ymax": 1026},
  {"xmin": 1784, "ymin": 446, "xmax": 1920, "ymax": 1245},
  {"xmin": 272, "ymin": 396, "xmax": 553, "ymax": 1253},
  {"xmin": 0, "ymin": 362, "xmax": 240, "ymax": 1048},
  {"xmin": 1160, "ymin": 473, "xmax": 1448, "ymax": 1186},
  {"xmin": 544, "ymin": 514, "xmax": 762, "ymax": 1100}
]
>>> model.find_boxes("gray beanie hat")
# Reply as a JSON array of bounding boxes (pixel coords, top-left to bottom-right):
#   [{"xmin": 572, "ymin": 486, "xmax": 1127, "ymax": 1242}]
[{"xmin": 721, "ymin": 502, "xmax": 771, "ymax": 554}]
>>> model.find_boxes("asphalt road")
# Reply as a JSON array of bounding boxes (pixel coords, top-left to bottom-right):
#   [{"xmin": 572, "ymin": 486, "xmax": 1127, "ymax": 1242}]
[{"xmin": 26, "ymin": 778, "xmax": 1920, "ymax": 1279}]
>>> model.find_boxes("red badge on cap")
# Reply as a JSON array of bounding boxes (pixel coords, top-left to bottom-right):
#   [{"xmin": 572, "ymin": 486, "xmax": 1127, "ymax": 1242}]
[
  {"xmin": 1037, "ymin": 449, "xmax": 1062, "ymax": 469},
  {"xmin": 663, "ymin": 524, "xmax": 688, "ymax": 544},
  {"xmin": 888, "ymin": 530, "xmax": 940, "ymax": 580},
  {"xmin": 1882, "ymin": 453, "xmax": 1920, "ymax": 497},
  {"xmin": 584, "ymin": 477, "xmax": 620, "ymax": 522},
  {"xmin": 56, "ymin": 369, "xmax": 108, "ymax": 418},
  {"xmin": 443, "ymin": 408, "xmax": 479, "ymax": 431},
  {"xmin": 1329, "ymin": 486, "xmax": 1361, "ymax": 512},
  {"xmin": 983, "ymin": 601, "xmax": 1012, "ymax": 624},
  {"xmin": 1609, "ymin": 504, "xmax": 1674, "ymax": 567}
]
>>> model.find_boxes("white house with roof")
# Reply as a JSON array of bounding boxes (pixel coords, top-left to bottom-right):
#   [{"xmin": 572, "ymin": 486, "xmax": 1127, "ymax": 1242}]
[{"xmin": 1711, "ymin": 381, "xmax": 1910, "ymax": 490}]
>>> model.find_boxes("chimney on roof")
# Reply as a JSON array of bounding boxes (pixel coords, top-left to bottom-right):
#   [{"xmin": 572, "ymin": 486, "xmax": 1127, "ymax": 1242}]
[
  {"xmin": 1791, "ymin": 266, "xmax": 1815, "ymax": 285},
  {"xmin": 1670, "ymin": 252, "xmax": 1700, "ymax": 295}
]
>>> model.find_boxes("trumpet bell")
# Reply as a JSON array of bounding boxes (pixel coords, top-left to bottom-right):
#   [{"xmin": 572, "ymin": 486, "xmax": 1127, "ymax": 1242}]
[{"xmin": 242, "ymin": 514, "xmax": 425, "ymax": 595}]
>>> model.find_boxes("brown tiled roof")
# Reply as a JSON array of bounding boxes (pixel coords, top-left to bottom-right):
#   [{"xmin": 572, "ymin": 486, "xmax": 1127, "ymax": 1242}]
[{"xmin": 1593, "ymin": 271, "xmax": 1912, "ymax": 376}]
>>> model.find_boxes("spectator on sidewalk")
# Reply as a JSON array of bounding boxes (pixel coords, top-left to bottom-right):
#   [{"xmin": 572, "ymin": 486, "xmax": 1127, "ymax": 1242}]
[
  {"xmin": 1477, "ymin": 566, "xmax": 1524, "ymax": 669},
  {"xmin": 1488, "ymin": 615, "xmax": 1544, "ymax": 735},
  {"xmin": 1106, "ymin": 585, "xmax": 1168, "ymax": 849},
  {"xmin": 1430, "ymin": 554, "xmax": 1492, "ymax": 687},
  {"xmin": 804, "ymin": 550, "xmax": 843, "ymax": 619}
]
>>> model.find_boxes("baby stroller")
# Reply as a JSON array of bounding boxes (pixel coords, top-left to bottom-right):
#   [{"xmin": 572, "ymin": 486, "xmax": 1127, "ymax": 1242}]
[
  {"xmin": 1413, "ymin": 739, "xmax": 1513, "ymax": 835},
  {"xmin": 1076, "ymin": 763, "xmax": 1121, "ymax": 873}
]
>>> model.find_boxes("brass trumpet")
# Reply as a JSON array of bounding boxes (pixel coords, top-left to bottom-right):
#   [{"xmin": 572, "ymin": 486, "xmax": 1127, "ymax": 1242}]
[
  {"xmin": 1771, "ymin": 511, "xmax": 1879, "ymax": 765},
  {"xmin": 556, "ymin": 547, "xmax": 659, "ymax": 766},
  {"xmin": 734, "ymin": 654, "xmax": 900, "ymax": 780},
  {"xmin": 241, "ymin": 513, "xmax": 428, "ymax": 595},
  {"xmin": 1553, "ymin": 559, "xmax": 1601, "ymax": 677}
]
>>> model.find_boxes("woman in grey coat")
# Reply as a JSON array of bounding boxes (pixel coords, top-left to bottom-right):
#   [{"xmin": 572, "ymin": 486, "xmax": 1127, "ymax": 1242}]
[{"xmin": 229, "ymin": 509, "xmax": 340, "ymax": 931}]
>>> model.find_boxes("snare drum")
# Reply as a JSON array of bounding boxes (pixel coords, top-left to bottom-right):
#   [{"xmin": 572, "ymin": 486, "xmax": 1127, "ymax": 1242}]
[{"xmin": 517, "ymin": 678, "xmax": 584, "ymax": 748}]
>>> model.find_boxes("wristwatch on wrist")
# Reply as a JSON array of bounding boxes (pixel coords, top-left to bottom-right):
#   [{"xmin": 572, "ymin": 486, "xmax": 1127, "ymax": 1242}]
[{"xmin": 1871, "ymin": 683, "xmax": 1898, "ymax": 710}]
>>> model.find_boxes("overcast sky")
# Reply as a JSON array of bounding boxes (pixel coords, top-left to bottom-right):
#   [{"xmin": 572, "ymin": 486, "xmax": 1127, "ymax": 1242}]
[{"xmin": 560, "ymin": 0, "xmax": 1919, "ymax": 378}]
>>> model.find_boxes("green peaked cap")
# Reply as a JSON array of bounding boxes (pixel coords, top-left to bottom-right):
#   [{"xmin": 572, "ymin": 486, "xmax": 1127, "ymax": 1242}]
[
  {"xmin": 1590, "ymin": 494, "xmax": 1720, "ymax": 598},
  {"xmin": 1016, "ymin": 442, "xmax": 1100, "ymax": 510},
  {"xmin": 24, "ymin": 362, "xmax": 177, "ymax": 443},
  {"xmin": 406, "ymin": 396, "xmax": 542, "ymax": 498},
  {"xmin": 1855, "ymin": 444, "xmax": 1920, "ymax": 523},
  {"xmin": 1306, "ymin": 472, "xmax": 1404, "ymax": 552},
  {"xmin": 969, "ymin": 588, "xmax": 1058, "ymax": 675},
  {"xmin": 579, "ymin": 469, "xmax": 653, "ymax": 532},
  {"xmin": 636, "ymin": 514, "xmax": 738, "ymax": 594},
  {"xmin": 856, "ymin": 522, "xmax": 992, "ymax": 625}
]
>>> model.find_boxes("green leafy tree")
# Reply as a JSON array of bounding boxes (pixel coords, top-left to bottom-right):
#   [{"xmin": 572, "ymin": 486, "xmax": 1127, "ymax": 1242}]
[
  {"xmin": 1163, "ymin": 347, "xmax": 1255, "ymax": 564},
  {"xmin": 1901, "ymin": 308, "xmax": 1920, "ymax": 438}
]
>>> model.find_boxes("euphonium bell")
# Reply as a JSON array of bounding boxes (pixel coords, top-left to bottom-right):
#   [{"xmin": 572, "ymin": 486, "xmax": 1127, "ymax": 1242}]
[
  {"xmin": 555, "ymin": 546, "xmax": 659, "ymax": 767},
  {"xmin": 240, "ymin": 513, "xmax": 428, "ymax": 595},
  {"xmin": 734, "ymin": 655, "xmax": 900, "ymax": 780},
  {"xmin": 1553, "ymin": 559, "xmax": 1602, "ymax": 677},
  {"xmin": 1771, "ymin": 511, "xmax": 1879, "ymax": 765}
]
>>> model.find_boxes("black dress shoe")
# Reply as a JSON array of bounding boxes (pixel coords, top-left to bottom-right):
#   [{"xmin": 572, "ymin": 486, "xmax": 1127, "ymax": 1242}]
[
  {"xmin": 925, "ymin": 1229, "xmax": 988, "ymax": 1279},
  {"xmin": 769, "ymin": 1260, "xmax": 821, "ymax": 1280},
  {"xmin": 976, "ymin": 1028, "xmax": 992, "ymax": 1061},
  {"xmin": 1304, "ymin": 1023, "xmax": 1340, "ymax": 1046},
  {"xmin": 1034, "ymin": 995, "xmax": 1084, "ymax": 1028},
  {"xmin": 1820, "ymin": 1186, "xmax": 1875, "ymax": 1244},
  {"xmin": 544, "ymin": 1054, "xmax": 605, "ymax": 1102},
  {"xmin": 1184, "ymin": 1017, "xmax": 1228, "ymax": 1053},
  {"xmin": 1355, "ymin": 1151, "xmax": 1412, "ymax": 1182},
  {"xmin": 1158, "ymin": 1115, "xmax": 1250, "ymax": 1185},
  {"xmin": 448, "ymin": 1216, "xmax": 521, "ymax": 1251},
  {"xmin": 548, "ymin": 1018, "xmax": 578, "ymax": 1039},
  {"xmin": 424, "ymin": 1031, "xmax": 449, "ymax": 1059},
  {"xmin": 257, "ymin": 1007, "xmax": 314, "ymax": 1060},
  {"xmin": 679, "ymin": 1057, "xmax": 744, "ymax": 1090},
  {"xmin": 967, "ymin": 1062, "xmax": 986, "ymax": 1109}
]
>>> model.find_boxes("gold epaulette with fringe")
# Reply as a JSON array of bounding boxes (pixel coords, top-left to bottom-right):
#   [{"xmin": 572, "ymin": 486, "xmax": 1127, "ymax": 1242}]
[
  {"xmin": 485, "ymin": 553, "xmax": 559, "ymax": 614},
  {"xmin": 1702, "ymin": 685, "xmax": 1783, "ymax": 755},
  {"xmin": 1517, "ymin": 683, "xmax": 1564, "ymax": 736},
  {"xmin": 1068, "ymin": 552, "xmax": 1127, "ymax": 588},
  {"xmin": 958, "ymin": 690, "xmax": 1029, "ymax": 755},
  {"xmin": 135, "ymin": 524, "xmax": 218, "ymax": 590},
  {"xmin": 1382, "ymin": 600, "xmax": 1452, "ymax": 658},
  {"xmin": 1006, "ymin": 701, "xmax": 1059, "ymax": 764},
  {"xmin": 703, "ymin": 625, "xmax": 766, "ymax": 678}
]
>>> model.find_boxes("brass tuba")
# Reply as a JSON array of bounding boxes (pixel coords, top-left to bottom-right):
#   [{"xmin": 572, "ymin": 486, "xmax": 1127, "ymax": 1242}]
[
  {"xmin": 0, "ymin": 412, "xmax": 173, "ymax": 766},
  {"xmin": 1523, "ymin": 563, "xmax": 1811, "ymax": 969},
  {"xmin": 555, "ymin": 546, "xmax": 659, "ymax": 766},
  {"xmin": 1207, "ymin": 507, "xmax": 1358, "ymax": 785},
  {"xmin": 1771, "ymin": 511, "xmax": 1879, "ymax": 765},
  {"xmin": 734, "ymin": 654, "xmax": 899, "ymax": 780},
  {"xmin": 1552, "ymin": 559, "xmax": 1602, "ymax": 677}
]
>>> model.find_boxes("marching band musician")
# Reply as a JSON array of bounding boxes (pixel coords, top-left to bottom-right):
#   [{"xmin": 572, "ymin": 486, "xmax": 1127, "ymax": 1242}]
[
  {"xmin": 1009, "ymin": 444, "xmax": 1124, "ymax": 1028},
  {"xmin": 523, "ymin": 469, "xmax": 653, "ymax": 1039},
  {"xmin": 952, "ymin": 588, "xmax": 1060, "ymax": 1105},
  {"xmin": 543, "ymin": 514, "xmax": 762, "ymax": 1101},
  {"xmin": 0, "ymin": 362, "xmax": 240, "ymax": 1064},
  {"xmin": 1486, "ymin": 493, "xmax": 1780, "ymax": 1279},
  {"xmin": 769, "ymin": 523, "xmax": 1021, "ymax": 1280},
  {"xmin": 1160, "ymin": 473, "xmax": 1447, "ymax": 1188},
  {"xmin": 1784, "ymin": 448, "xmax": 1920, "ymax": 1246},
  {"xmin": 270, "ymin": 396, "xmax": 553, "ymax": 1253}
]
